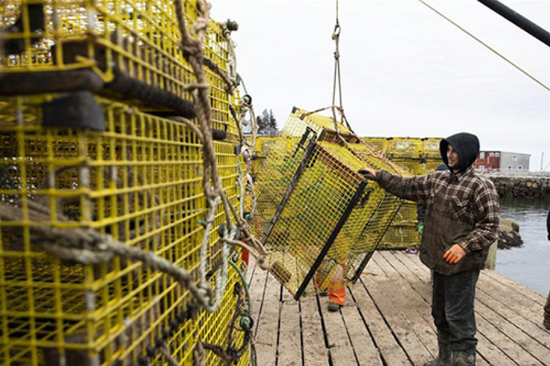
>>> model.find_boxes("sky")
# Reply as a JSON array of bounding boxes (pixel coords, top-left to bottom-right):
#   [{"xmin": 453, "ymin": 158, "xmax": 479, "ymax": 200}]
[{"xmin": 210, "ymin": 0, "xmax": 550, "ymax": 171}]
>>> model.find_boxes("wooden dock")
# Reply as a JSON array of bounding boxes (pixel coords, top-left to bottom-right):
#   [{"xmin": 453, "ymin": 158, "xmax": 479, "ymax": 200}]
[{"xmin": 247, "ymin": 250, "xmax": 550, "ymax": 366}]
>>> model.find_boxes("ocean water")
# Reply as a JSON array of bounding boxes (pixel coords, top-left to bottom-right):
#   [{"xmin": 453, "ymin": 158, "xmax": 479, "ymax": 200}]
[{"xmin": 495, "ymin": 198, "xmax": 550, "ymax": 297}]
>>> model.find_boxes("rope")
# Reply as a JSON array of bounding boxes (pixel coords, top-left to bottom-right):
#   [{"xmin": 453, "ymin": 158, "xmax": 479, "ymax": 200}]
[
  {"xmin": 159, "ymin": 345, "xmax": 180, "ymax": 366},
  {"xmin": 193, "ymin": 341, "xmax": 207, "ymax": 366},
  {"xmin": 230, "ymin": 99, "xmax": 258, "ymax": 149},
  {"xmin": 417, "ymin": 0, "xmax": 550, "ymax": 93},
  {"xmin": 302, "ymin": 0, "xmax": 358, "ymax": 148},
  {"xmin": 168, "ymin": 116, "xmax": 204, "ymax": 140},
  {"xmin": 200, "ymin": 264, "xmax": 254, "ymax": 366},
  {"xmin": 175, "ymin": 0, "xmax": 269, "ymax": 262},
  {"xmin": 163, "ymin": 0, "xmax": 271, "ymax": 314},
  {"xmin": 0, "ymin": 200, "xmax": 231, "ymax": 311},
  {"xmin": 237, "ymin": 158, "xmax": 246, "ymax": 219},
  {"xmin": 329, "ymin": 0, "xmax": 356, "ymax": 136},
  {"xmin": 222, "ymin": 21, "xmax": 239, "ymax": 92},
  {"xmin": 238, "ymin": 97, "xmax": 258, "ymax": 147}
]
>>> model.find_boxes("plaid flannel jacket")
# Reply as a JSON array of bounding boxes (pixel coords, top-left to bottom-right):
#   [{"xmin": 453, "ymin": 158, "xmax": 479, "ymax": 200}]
[{"xmin": 377, "ymin": 166, "xmax": 500, "ymax": 275}]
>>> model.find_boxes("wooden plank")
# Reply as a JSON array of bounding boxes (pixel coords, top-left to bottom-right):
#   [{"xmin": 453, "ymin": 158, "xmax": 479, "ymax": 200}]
[
  {"xmin": 350, "ymin": 275, "xmax": 413, "ymax": 366},
  {"xmin": 340, "ymin": 289, "xmax": 384, "ymax": 366},
  {"xmin": 300, "ymin": 296, "xmax": 330, "ymax": 366},
  {"xmin": 361, "ymin": 259, "xmax": 433, "ymax": 365},
  {"xmin": 384, "ymin": 251, "xmax": 518, "ymax": 366},
  {"xmin": 393, "ymin": 250, "xmax": 545, "ymax": 330},
  {"xmin": 371, "ymin": 253, "xmax": 438, "ymax": 357},
  {"xmin": 373, "ymin": 252, "xmax": 495, "ymax": 366},
  {"xmin": 277, "ymin": 298, "xmax": 303, "ymax": 366},
  {"xmin": 254, "ymin": 272, "xmax": 281, "ymax": 366},
  {"xmin": 246, "ymin": 256, "xmax": 258, "ymax": 285},
  {"xmin": 474, "ymin": 289, "xmax": 550, "ymax": 351},
  {"xmin": 483, "ymin": 269, "xmax": 546, "ymax": 306},
  {"xmin": 318, "ymin": 295, "xmax": 358, "ymax": 366},
  {"xmin": 475, "ymin": 300, "xmax": 548, "ymax": 365},
  {"xmin": 252, "ymin": 250, "xmax": 548, "ymax": 366},
  {"xmin": 476, "ymin": 273, "xmax": 545, "ymax": 320},
  {"xmin": 475, "ymin": 308, "xmax": 543, "ymax": 366},
  {"xmin": 249, "ymin": 268, "xmax": 268, "ymax": 337}
]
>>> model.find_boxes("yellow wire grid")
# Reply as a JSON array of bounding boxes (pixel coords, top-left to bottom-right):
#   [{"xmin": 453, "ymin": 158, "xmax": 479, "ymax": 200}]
[
  {"xmin": 253, "ymin": 110, "xmax": 405, "ymax": 298},
  {"xmin": 251, "ymin": 137, "xmax": 293, "ymax": 177},
  {"xmin": 361, "ymin": 137, "xmax": 443, "ymax": 161},
  {"xmin": 378, "ymin": 224, "xmax": 422, "ymax": 250},
  {"xmin": 281, "ymin": 107, "xmax": 354, "ymax": 140},
  {"xmin": 0, "ymin": 95, "xmax": 249, "ymax": 366},
  {"xmin": 0, "ymin": 0, "xmax": 239, "ymax": 139}
]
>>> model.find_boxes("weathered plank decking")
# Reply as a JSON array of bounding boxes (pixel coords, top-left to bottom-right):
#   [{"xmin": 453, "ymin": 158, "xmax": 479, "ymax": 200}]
[{"xmin": 247, "ymin": 250, "xmax": 550, "ymax": 366}]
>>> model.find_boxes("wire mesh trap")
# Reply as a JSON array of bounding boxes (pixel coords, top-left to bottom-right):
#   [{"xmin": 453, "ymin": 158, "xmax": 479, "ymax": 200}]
[
  {"xmin": 0, "ymin": 0, "xmax": 255, "ymax": 364},
  {"xmin": 253, "ymin": 109, "xmax": 407, "ymax": 299},
  {"xmin": 359, "ymin": 136, "xmax": 444, "ymax": 249},
  {"xmin": 0, "ymin": 94, "xmax": 250, "ymax": 365},
  {"xmin": 0, "ymin": 0, "xmax": 238, "ymax": 139}
]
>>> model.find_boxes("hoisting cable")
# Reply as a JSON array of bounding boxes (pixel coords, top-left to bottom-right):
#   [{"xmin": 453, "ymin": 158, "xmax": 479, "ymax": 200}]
[
  {"xmin": 300, "ymin": 0, "xmax": 389, "ymax": 167},
  {"xmin": 330, "ymin": 0, "xmax": 356, "ymax": 135},
  {"xmin": 417, "ymin": 0, "xmax": 550, "ymax": 93}
]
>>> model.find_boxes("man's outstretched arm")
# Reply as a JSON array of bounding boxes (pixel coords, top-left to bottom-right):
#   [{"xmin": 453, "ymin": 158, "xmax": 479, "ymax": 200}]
[{"xmin": 359, "ymin": 167, "xmax": 432, "ymax": 204}]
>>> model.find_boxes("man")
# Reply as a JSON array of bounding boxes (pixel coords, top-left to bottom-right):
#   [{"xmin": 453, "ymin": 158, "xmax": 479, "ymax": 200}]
[
  {"xmin": 360, "ymin": 133, "xmax": 499, "ymax": 366},
  {"xmin": 544, "ymin": 208, "xmax": 550, "ymax": 330},
  {"xmin": 408, "ymin": 163, "xmax": 450, "ymax": 255}
]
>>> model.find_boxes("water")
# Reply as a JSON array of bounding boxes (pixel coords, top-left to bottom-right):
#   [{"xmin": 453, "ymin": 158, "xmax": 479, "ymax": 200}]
[{"xmin": 496, "ymin": 198, "xmax": 550, "ymax": 297}]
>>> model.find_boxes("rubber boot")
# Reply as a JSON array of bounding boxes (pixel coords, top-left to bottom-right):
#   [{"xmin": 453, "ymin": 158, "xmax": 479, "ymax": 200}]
[
  {"xmin": 327, "ymin": 302, "xmax": 341, "ymax": 312},
  {"xmin": 423, "ymin": 343, "xmax": 451, "ymax": 366},
  {"xmin": 450, "ymin": 349, "xmax": 476, "ymax": 366}
]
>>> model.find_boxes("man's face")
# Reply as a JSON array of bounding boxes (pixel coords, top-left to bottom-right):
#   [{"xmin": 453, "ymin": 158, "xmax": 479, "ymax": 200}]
[{"xmin": 447, "ymin": 144, "xmax": 460, "ymax": 171}]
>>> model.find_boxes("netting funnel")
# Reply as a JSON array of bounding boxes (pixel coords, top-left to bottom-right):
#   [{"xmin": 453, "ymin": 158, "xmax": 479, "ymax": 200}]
[{"xmin": 254, "ymin": 109, "xmax": 407, "ymax": 299}]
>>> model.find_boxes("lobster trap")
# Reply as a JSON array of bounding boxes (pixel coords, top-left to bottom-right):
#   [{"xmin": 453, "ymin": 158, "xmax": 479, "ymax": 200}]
[
  {"xmin": 0, "ymin": 0, "xmax": 239, "ymax": 139},
  {"xmin": 378, "ymin": 223, "xmax": 421, "ymax": 249},
  {"xmin": 251, "ymin": 137, "xmax": 293, "ymax": 177},
  {"xmin": 422, "ymin": 138, "xmax": 441, "ymax": 160},
  {"xmin": 0, "ymin": 94, "xmax": 249, "ymax": 366},
  {"xmin": 384, "ymin": 138, "xmax": 422, "ymax": 159},
  {"xmin": 361, "ymin": 136, "xmax": 443, "ymax": 161},
  {"xmin": 254, "ymin": 109, "xmax": 405, "ymax": 298}
]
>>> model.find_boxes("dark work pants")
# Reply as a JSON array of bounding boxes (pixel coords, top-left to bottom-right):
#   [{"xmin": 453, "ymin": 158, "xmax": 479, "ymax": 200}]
[{"xmin": 432, "ymin": 270, "xmax": 480, "ymax": 351}]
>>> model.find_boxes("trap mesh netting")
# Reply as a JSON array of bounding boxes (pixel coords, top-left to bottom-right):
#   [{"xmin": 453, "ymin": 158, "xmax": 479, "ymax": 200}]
[
  {"xmin": 253, "ymin": 108, "xmax": 410, "ymax": 299},
  {"xmin": 0, "ymin": 95, "xmax": 249, "ymax": 366},
  {"xmin": 0, "ymin": 1, "xmax": 251, "ymax": 365}
]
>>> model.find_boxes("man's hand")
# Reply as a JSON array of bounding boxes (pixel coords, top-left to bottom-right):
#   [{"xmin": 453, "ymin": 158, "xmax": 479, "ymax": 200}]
[
  {"xmin": 443, "ymin": 244, "xmax": 466, "ymax": 264},
  {"xmin": 359, "ymin": 167, "xmax": 377, "ymax": 181}
]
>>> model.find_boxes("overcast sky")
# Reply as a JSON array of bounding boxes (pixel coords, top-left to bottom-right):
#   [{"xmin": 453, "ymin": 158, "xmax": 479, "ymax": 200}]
[{"xmin": 211, "ymin": 0, "xmax": 550, "ymax": 171}]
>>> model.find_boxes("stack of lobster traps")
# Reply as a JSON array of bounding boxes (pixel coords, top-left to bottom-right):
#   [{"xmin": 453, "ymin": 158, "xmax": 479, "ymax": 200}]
[
  {"xmin": 253, "ymin": 108, "xmax": 409, "ymax": 298},
  {"xmin": 362, "ymin": 136, "xmax": 443, "ymax": 249},
  {"xmin": 0, "ymin": 1, "xmax": 250, "ymax": 365}
]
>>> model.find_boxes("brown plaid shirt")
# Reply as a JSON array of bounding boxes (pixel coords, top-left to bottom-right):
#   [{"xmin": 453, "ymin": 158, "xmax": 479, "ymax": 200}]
[{"xmin": 377, "ymin": 166, "xmax": 500, "ymax": 275}]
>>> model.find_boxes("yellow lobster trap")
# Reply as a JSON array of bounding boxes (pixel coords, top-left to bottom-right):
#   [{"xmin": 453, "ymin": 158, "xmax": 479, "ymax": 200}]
[
  {"xmin": 0, "ymin": 94, "xmax": 250, "ymax": 366},
  {"xmin": 0, "ymin": 0, "xmax": 239, "ymax": 139},
  {"xmin": 422, "ymin": 138, "xmax": 441, "ymax": 160},
  {"xmin": 253, "ymin": 109, "xmax": 406, "ymax": 299}
]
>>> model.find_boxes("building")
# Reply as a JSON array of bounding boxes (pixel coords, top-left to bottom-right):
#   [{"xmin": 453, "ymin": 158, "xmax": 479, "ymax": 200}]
[{"xmin": 474, "ymin": 151, "xmax": 531, "ymax": 172}]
